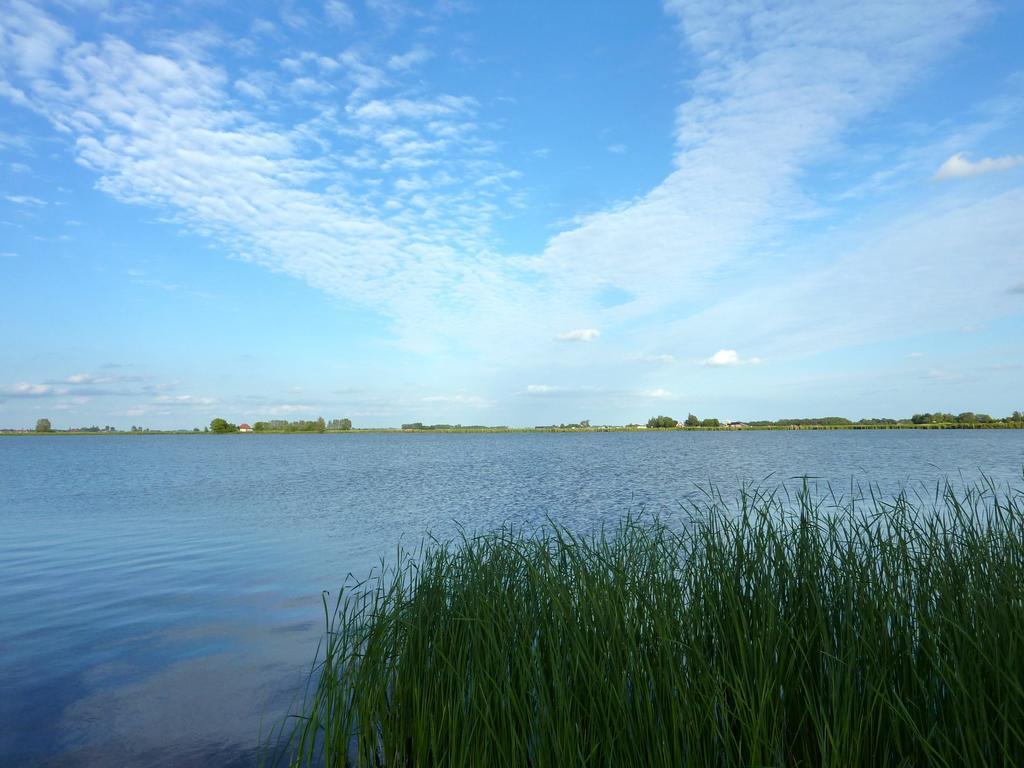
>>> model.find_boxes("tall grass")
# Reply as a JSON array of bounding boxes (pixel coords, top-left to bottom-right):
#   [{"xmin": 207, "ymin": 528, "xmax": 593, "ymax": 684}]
[{"xmin": 268, "ymin": 478, "xmax": 1024, "ymax": 766}]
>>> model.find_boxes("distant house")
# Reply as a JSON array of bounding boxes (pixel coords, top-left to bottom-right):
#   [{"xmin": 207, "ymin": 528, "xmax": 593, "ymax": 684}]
[{"xmin": 238, "ymin": 423, "xmax": 253, "ymax": 433}]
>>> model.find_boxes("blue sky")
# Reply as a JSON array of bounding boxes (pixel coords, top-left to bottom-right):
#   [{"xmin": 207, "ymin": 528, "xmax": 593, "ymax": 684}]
[{"xmin": 1, "ymin": 0, "xmax": 1022, "ymax": 429}]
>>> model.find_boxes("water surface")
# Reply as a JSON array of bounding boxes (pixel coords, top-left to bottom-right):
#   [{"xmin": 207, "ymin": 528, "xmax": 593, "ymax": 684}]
[{"xmin": 2, "ymin": 431, "xmax": 1022, "ymax": 765}]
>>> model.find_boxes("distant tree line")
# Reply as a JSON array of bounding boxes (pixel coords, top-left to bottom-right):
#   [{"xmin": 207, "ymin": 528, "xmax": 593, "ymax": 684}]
[
  {"xmin": 646, "ymin": 415, "xmax": 678, "ymax": 429},
  {"xmin": 530, "ymin": 420, "xmax": 591, "ymax": 430},
  {"xmin": 403, "ymin": 422, "xmax": 508, "ymax": 430},
  {"xmin": 646, "ymin": 412, "xmax": 1024, "ymax": 428},
  {"xmin": 252, "ymin": 418, "xmax": 325, "ymax": 432},
  {"xmin": 747, "ymin": 417, "xmax": 857, "ymax": 426},
  {"xmin": 909, "ymin": 412, "xmax": 1002, "ymax": 425},
  {"xmin": 248, "ymin": 417, "xmax": 352, "ymax": 432},
  {"xmin": 747, "ymin": 412, "xmax": 1024, "ymax": 427},
  {"xmin": 647, "ymin": 414, "xmax": 720, "ymax": 428}
]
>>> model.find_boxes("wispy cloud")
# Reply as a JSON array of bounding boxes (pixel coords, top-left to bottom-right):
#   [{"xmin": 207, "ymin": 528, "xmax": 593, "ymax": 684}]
[
  {"xmin": 153, "ymin": 395, "xmax": 218, "ymax": 407},
  {"xmin": 265, "ymin": 403, "xmax": 317, "ymax": 415},
  {"xmin": 556, "ymin": 329, "xmax": 600, "ymax": 342},
  {"xmin": 631, "ymin": 353, "xmax": 676, "ymax": 364},
  {"xmin": 66, "ymin": 373, "xmax": 108, "ymax": 384},
  {"xmin": 704, "ymin": 349, "xmax": 760, "ymax": 367},
  {"xmin": 0, "ymin": 3, "xmax": 534, "ymax": 353},
  {"xmin": 3, "ymin": 383, "xmax": 56, "ymax": 397},
  {"xmin": 387, "ymin": 45, "xmax": 432, "ymax": 71},
  {"xmin": 524, "ymin": 384, "xmax": 558, "ymax": 394},
  {"xmin": 923, "ymin": 368, "xmax": 963, "ymax": 382},
  {"xmin": 3, "ymin": 194, "xmax": 46, "ymax": 206},
  {"xmin": 1, "ymin": 0, "xmax": 1016, "ymax": 401},
  {"xmin": 0, "ymin": 370, "xmax": 179, "ymax": 405},
  {"xmin": 323, "ymin": 0, "xmax": 355, "ymax": 28},
  {"xmin": 365, "ymin": 0, "xmax": 413, "ymax": 27},
  {"xmin": 933, "ymin": 152, "xmax": 1024, "ymax": 180},
  {"xmin": 641, "ymin": 388, "xmax": 673, "ymax": 398}
]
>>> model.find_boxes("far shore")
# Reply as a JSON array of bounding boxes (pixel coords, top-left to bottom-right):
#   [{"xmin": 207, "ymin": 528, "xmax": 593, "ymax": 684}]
[{"xmin": 3, "ymin": 423, "xmax": 1023, "ymax": 436}]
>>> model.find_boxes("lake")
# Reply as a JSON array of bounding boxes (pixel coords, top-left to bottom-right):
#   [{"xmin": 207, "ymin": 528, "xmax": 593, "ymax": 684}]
[{"xmin": 2, "ymin": 430, "xmax": 1022, "ymax": 766}]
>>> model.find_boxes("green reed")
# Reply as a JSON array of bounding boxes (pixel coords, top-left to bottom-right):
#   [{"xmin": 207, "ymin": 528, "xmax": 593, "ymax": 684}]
[{"xmin": 268, "ymin": 478, "xmax": 1024, "ymax": 767}]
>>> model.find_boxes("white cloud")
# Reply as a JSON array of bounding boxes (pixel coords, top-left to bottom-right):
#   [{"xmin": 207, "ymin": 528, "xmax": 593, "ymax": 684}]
[
  {"xmin": 365, "ymin": 0, "xmax": 411, "ymax": 26},
  {"xmin": 642, "ymin": 388, "xmax": 673, "ymax": 398},
  {"xmin": 534, "ymin": 0, "xmax": 990, "ymax": 322},
  {"xmin": 705, "ymin": 349, "xmax": 761, "ymax": 366},
  {"xmin": 607, "ymin": 143, "xmax": 626, "ymax": 154},
  {"xmin": 265, "ymin": 403, "xmax": 317, "ymax": 415},
  {"xmin": 3, "ymin": 194, "xmax": 46, "ymax": 205},
  {"xmin": 706, "ymin": 350, "xmax": 738, "ymax": 366},
  {"xmin": 387, "ymin": 46, "xmax": 432, "ymax": 72},
  {"xmin": 524, "ymin": 384, "xmax": 557, "ymax": 394},
  {"xmin": 556, "ymin": 328, "xmax": 600, "ymax": 342},
  {"xmin": 350, "ymin": 95, "xmax": 475, "ymax": 122},
  {"xmin": 154, "ymin": 395, "xmax": 217, "ymax": 406},
  {"xmin": 0, "ymin": 1, "xmax": 73, "ymax": 78},
  {"xmin": 0, "ymin": 6, "xmax": 522, "ymax": 355},
  {"xmin": 5, "ymin": 383, "xmax": 56, "ymax": 396},
  {"xmin": 233, "ymin": 78, "xmax": 266, "ymax": 99},
  {"xmin": 924, "ymin": 368, "xmax": 963, "ymax": 382},
  {"xmin": 671, "ymin": 189, "xmax": 1024, "ymax": 361},
  {"xmin": 323, "ymin": 0, "xmax": 355, "ymax": 28},
  {"xmin": 631, "ymin": 353, "xmax": 676, "ymax": 364},
  {"xmin": 933, "ymin": 152, "xmax": 1024, "ymax": 180},
  {"xmin": 1, "ymin": 0, "xmax": 1015, "ymax": 391}
]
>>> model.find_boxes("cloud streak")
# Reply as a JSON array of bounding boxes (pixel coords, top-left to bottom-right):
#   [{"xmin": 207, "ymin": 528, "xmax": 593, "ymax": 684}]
[
  {"xmin": 704, "ymin": 350, "xmax": 761, "ymax": 367},
  {"xmin": 556, "ymin": 329, "xmax": 600, "ymax": 342},
  {"xmin": 1, "ymin": 0, "xmax": 1019, "ymax": 416},
  {"xmin": 934, "ymin": 152, "xmax": 1024, "ymax": 180}
]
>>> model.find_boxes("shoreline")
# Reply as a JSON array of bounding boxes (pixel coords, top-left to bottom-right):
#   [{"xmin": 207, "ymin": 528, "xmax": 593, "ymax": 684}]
[{"xmin": 3, "ymin": 422, "xmax": 1024, "ymax": 436}]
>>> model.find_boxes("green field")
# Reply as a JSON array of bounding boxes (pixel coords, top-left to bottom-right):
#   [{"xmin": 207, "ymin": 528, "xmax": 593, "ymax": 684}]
[{"xmin": 269, "ymin": 478, "xmax": 1024, "ymax": 767}]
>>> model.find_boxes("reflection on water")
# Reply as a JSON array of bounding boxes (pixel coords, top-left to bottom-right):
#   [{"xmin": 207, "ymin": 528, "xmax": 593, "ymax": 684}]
[{"xmin": 1, "ymin": 431, "xmax": 1022, "ymax": 766}]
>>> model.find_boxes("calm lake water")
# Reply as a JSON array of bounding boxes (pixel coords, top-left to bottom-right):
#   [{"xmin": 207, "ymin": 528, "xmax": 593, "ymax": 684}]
[{"xmin": 2, "ymin": 430, "xmax": 1023, "ymax": 766}]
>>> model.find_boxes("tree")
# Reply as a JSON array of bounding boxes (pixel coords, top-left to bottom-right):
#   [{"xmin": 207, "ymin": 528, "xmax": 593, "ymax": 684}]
[
  {"xmin": 316, "ymin": 416, "xmax": 326, "ymax": 433},
  {"xmin": 685, "ymin": 413, "xmax": 701, "ymax": 427},
  {"xmin": 646, "ymin": 415, "xmax": 678, "ymax": 429},
  {"xmin": 210, "ymin": 418, "xmax": 237, "ymax": 433},
  {"xmin": 340, "ymin": 418, "xmax": 352, "ymax": 430},
  {"xmin": 35, "ymin": 418, "xmax": 52, "ymax": 433},
  {"xmin": 701, "ymin": 418, "xmax": 720, "ymax": 428}
]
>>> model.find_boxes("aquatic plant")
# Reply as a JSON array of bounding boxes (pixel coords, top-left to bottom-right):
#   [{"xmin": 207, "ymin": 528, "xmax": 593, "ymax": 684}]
[{"xmin": 269, "ymin": 478, "xmax": 1024, "ymax": 767}]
